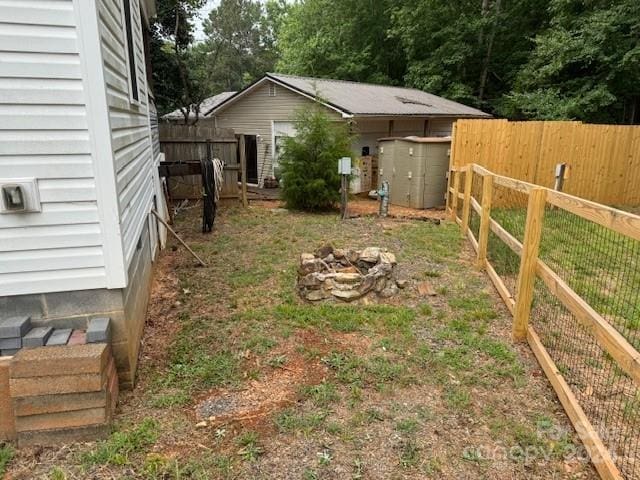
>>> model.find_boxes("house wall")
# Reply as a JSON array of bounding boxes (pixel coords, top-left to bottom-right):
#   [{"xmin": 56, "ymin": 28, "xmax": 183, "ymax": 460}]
[
  {"xmin": 351, "ymin": 117, "xmax": 454, "ymax": 156},
  {"xmin": 0, "ymin": 0, "xmax": 161, "ymax": 388},
  {"xmin": 428, "ymin": 117, "xmax": 455, "ymax": 136},
  {"xmin": 0, "ymin": 0, "xmax": 108, "ymax": 297},
  {"xmin": 97, "ymin": 0, "xmax": 156, "ymax": 268},
  {"xmin": 211, "ymin": 79, "xmax": 342, "ymax": 185},
  {"xmin": 351, "ymin": 118, "xmax": 429, "ymax": 157}
]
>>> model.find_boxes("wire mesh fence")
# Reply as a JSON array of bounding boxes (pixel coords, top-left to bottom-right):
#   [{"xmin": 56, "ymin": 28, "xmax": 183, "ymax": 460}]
[
  {"xmin": 485, "ymin": 183, "xmax": 528, "ymax": 297},
  {"xmin": 531, "ymin": 205, "xmax": 640, "ymax": 478},
  {"xmin": 538, "ymin": 207, "xmax": 640, "ymax": 350},
  {"xmin": 455, "ymin": 171, "xmax": 466, "ymax": 222},
  {"xmin": 468, "ymin": 172, "xmax": 483, "ymax": 241},
  {"xmin": 450, "ymin": 165, "xmax": 640, "ymax": 478},
  {"xmin": 446, "ymin": 171, "xmax": 456, "ymax": 213}
]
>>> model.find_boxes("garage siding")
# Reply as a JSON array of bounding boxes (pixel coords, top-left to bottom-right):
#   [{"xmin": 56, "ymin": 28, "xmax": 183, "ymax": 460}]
[
  {"xmin": 212, "ymin": 80, "xmax": 341, "ymax": 185},
  {"xmin": 211, "ymin": 80, "xmax": 456, "ymax": 186}
]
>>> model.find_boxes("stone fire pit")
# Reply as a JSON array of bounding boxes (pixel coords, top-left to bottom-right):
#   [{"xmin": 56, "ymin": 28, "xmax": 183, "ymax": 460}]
[{"xmin": 297, "ymin": 245, "xmax": 403, "ymax": 302}]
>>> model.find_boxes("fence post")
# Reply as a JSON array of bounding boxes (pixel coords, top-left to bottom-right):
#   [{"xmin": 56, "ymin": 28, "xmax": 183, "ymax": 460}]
[
  {"xmin": 445, "ymin": 170, "xmax": 452, "ymax": 213},
  {"xmin": 476, "ymin": 173, "xmax": 493, "ymax": 268},
  {"xmin": 461, "ymin": 168, "xmax": 473, "ymax": 234},
  {"xmin": 239, "ymin": 134, "xmax": 248, "ymax": 208},
  {"xmin": 451, "ymin": 170, "xmax": 461, "ymax": 221},
  {"xmin": 446, "ymin": 123, "xmax": 457, "ymax": 214},
  {"xmin": 513, "ymin": 187, "xmax": 547, "ymax": 342}
]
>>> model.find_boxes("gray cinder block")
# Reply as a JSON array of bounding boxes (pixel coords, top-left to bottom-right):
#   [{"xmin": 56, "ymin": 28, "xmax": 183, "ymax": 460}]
[
  {"xmin": 86, "ymin": 317, "xmax": 111, "ymax": 344},
  {"xmin": 45, "ymin": 328, "xmax": 72, "ymax": 346},
  {"xmin": 1, "ymin": 349, "xmax": 20, "ymax": 357},
  {"xmin": 0, "ymin": 337, "xmax": 21, "ymax": 349},
  {"xmin": 0, "ymin": 316, "xmax": 31, "ymax": 339},
  {"xmin": 23, "ymin": 327, "xmax": 54, "ymax": 348}
]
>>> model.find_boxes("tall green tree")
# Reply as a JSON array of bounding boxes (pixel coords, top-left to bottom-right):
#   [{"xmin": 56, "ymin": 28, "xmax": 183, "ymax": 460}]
[
  {"xmin": 280, "ymin": 106, "xmax": 353, "ymax": 211},
  {"xmin": 277, "ymin": 0, "xmax": 406, "ymax": 85},
  {"xmin": 276, "ymin": 0, "xmax": 550, "ymax": 113},
  {"xmin": 200, "ymin": 0, "xmax": 284, "ymax": 93},
  {"xmin": 503, "ymin": 0, "xmax": 640, "ymax": 123},
  {"xmin": 150, "ymin": 0, "xmax": 208, "ymax": 122},
  {"xmin": 391, "ymin": 0, "xmax": 549, "ymax": 111}
]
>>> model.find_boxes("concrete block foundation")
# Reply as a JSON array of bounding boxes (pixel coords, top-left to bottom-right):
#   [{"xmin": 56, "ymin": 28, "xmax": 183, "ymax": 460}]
[{"xmin": 1, "ymin": 222, "xmax": 156, "ymax": 390}]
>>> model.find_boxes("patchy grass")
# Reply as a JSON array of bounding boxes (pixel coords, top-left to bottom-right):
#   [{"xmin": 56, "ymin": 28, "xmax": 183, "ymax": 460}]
[
  {"xmin": 48, "ymin": 467, "xmax": 66, "ymax": 480},
  {"xmin": 275, "ymin": 409, "xmax": 327, "ymax": 434},
  {"xmin": 300, "ymin": 382, "xmax": 340, "ymax": 408},
  {"xmin": 7, "ymin": 203, "xmax": 597, "ymax": 480},
  {"xmin": 81, "ymin": 419, "xmax": 159, "ymax": 467},
  {"xmin": 0, "ymin": 444, "xmax": 13, "ymax": 477},
  {"xmin": 148, "ymin": 390, "xmax": 191, "ymax": 408},
  {"xmin": 236, "ymin": 431, "xmax": 263, "ymax": 462}
]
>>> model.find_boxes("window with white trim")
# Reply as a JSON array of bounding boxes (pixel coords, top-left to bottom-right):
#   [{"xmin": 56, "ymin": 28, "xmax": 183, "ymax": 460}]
[
  {"xmin": 268, "ymin": 83, "xmax": 277, "ymax": 97},
  {"xmin": 122, "ymin": 0, "xmax": 139, "ymax": 103}
]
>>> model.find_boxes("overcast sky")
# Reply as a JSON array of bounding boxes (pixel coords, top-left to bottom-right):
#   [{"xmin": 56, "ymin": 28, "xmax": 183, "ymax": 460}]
[
  {"xmin": 194, "ymin": 0, "xmax": 290, "ymax": 41},
  {"xmin": 194, "ymin": 0, "xmax": 218, "ymax": 41}
]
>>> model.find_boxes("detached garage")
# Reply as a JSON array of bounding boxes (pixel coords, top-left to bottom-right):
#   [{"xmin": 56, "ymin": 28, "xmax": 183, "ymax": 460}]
[
  {"xmin": 378, "ymin": 137, "xmax": 451, "ymax": 209},
  {"xmin": 202, "ymin": 73, "xmax": 489, "ymax": 187}
]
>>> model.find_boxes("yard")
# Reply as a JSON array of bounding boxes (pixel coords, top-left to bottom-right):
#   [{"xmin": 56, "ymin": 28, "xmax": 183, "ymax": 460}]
[{"xmin": 4, "ymin": 202, "xmax": 598, "ymax": 479}]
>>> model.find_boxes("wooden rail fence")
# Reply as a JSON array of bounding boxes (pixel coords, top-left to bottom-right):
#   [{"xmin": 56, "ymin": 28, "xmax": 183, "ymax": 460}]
[
  {"xmin": 447, "ymin": 164, "xmax": 640, "ymax": 480},
  {"xmin": 450, "ymin": 120, "xmax": 640, "ymax": 206}
]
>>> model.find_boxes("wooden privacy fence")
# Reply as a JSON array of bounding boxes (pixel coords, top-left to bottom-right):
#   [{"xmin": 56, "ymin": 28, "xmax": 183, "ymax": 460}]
[
  {"xmin": 448, "ymin": 164, "xmax": 640, "ymax": 480},
  {"xmin": 159, "ymin": 124, "xmax": 241, "ymax": 200},
  {"xmin": 450, "ymin": 120, "xmax": 640, "ymax": 206}
]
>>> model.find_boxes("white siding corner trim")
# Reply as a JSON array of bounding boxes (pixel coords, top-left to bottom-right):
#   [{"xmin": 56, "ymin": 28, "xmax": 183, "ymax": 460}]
[{"xmin": 73, "ymin": 0, "xmax": 127, "ymax": 288}]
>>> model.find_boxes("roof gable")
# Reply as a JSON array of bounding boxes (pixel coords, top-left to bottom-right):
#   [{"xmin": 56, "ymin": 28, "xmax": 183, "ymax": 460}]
[
  {"xmin": 162, "ymin": 91, "xmax": 236, "ymax": 120},
  {"xmin": 209, "ymin": 76, "xmax": 351, "ymax": 118}
]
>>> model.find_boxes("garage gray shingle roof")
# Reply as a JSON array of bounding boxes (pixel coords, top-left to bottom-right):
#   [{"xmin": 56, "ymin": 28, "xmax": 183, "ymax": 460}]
[
  {"xmin": 162, "ymin": 91, "xmax": 236, "ymax": 120},
  {"xmin": 266, "ymin": 73, "xmax": 489, "ymax": 117}
]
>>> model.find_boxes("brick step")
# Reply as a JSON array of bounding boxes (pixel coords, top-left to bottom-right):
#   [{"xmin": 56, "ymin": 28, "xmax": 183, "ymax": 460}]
[
  {"xmin": 16, "ymin": 407, "xmax": 108, "ymax": 433},
  {"xmin": 10, "ymin": 343, "xmax": 109, "ymax": 378},
  {"xmin": 1, "ymin": 341, "xmax": 119, "ymax": 445},
  {"xmin": 0, "ymin": 358, "xmax": 14, "ymax": 441},
  {"xmin": 10, "ymin": 357, "xmax": 115, "ymax": 397},
  {"xmin": 17, "ymin": 424, "xmax": 111, "ymax": 448},
  {"xmin": 13, "ymin": 390, "xmax": 108, "ymax": 417}
]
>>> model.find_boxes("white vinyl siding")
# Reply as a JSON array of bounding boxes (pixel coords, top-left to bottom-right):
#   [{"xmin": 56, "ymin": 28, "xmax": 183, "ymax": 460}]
[
  {"xmin": 0, "ymin": 0, "xmax": 107, "ymax": 296},
  {"xmin": 213, "ymin": 80, "xmax": 341, "ymax": 186},
  {"xmin": 98, "ymin": 0, "xmax": 155, "ymax": 267}
]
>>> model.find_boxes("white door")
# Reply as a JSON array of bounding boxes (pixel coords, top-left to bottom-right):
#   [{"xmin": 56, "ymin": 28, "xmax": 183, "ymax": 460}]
[{"xmin": 272, "ymin": 121, "xmax": 297, "ymax": 175}]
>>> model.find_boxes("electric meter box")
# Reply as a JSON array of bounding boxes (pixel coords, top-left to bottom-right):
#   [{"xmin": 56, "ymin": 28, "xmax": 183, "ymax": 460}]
[
  {"xmin": 338, "ymin": 157, "xmax": 352, "ymax": 175},
  {"xmin": 0, "ymin": 178, "xmax": 41, "ymax": 213}
]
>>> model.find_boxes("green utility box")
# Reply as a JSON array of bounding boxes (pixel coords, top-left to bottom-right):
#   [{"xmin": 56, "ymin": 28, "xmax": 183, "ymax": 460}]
[{"xmin": 377, "ymin": 137, "xmax": 451, "ymax": 209}]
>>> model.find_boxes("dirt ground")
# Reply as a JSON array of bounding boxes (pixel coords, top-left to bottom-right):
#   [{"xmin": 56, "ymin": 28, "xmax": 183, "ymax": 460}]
[{"xmin": 4, "ymin": 199, "xmax": 598, "ymax": 480}]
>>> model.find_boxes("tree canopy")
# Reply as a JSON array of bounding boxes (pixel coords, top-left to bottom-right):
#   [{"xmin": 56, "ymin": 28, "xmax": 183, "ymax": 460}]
[
  {"xmin": 150, "ymin": 0, "xmax": 284, "ymax": 120},
  {"xmin": 275, "ymin": 0, "xmax": 639, "ymax": 123},
  {"xmin": 151, "ymin": 0, "xmax": 640, "ymax": 124},
  {"xmin": 504, "ymin": 0, "xmax": 640, "ymax": 123}
]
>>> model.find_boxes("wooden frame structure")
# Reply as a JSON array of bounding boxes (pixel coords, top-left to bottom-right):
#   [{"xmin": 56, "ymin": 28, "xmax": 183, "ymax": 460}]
[
  {"xmin": 446, "ymin": 163, "xmax": 640, "ymax": 480},
  {"xmin": 158, "ymin": 124, "xmax": 248, "ymax": 204}
]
